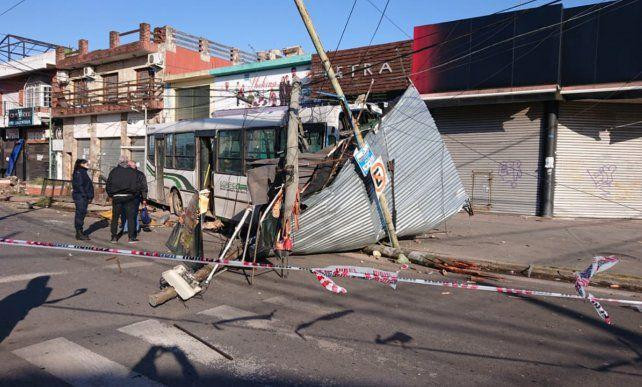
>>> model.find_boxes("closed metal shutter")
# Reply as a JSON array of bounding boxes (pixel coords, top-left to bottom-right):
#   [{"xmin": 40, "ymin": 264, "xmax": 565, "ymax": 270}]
[
  {"xmin": 99, "ymin": 138, "xmax": 121, "ymax": 182},
  {"xmin": 431, "ymin": 103, "xmax": 542, "ymax": 214},
  {"xmin": 130, "ymin": 136, "xmax": 145, "ymax": 169},
  {"xmin": 26, "ymin": 142, "xmax": 49, "ymax": 180},
  {"xmin": 555, "ymin": 102, "xmax": 642, "ymax": 218},
  {"xmin": 76, "ymin": 139, "xmax": 90, "ymax": 161}
]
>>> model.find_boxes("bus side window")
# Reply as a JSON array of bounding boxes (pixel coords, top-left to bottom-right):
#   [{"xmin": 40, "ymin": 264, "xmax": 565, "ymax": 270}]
[
  {"xmin": 302, "ymin": 123, "xmax": 324, "ymax": 152},
  {"xmin": 327, "ymin": 126, "xmax": 337, "ymax": 147},
  {"xmin": 217, "ymin": 130, "xmax": 243, "ymax": 175},
  {"xmin": 246, "ymin": 128, "xmax": 277, "ymax": 162},
  {"xmin": 175, "ymin": 132, "xmax": 195, "ymax": 170},
  {"xmin": 165, "ymin": 134, "xmax": 174, "ymax": 169},
  {"xmin": 147, "ymin": 135, "xmax": 155, "ymax": 163}
]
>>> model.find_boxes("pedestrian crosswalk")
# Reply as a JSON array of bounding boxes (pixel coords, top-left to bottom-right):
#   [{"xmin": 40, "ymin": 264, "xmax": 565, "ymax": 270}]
[
  {"xmin": 118, "ymin": 319, "xmax": 225, "ymax": 366},
  {"xmin": 8, "ymin": 300, "xmax": 356, "ymax": 385},
  {"xmin": 12, "ymin": 337, "xmax": 162, "ymax": 387}
]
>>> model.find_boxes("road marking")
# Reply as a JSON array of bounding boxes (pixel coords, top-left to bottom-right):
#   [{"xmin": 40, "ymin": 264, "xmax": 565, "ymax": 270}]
[
  {"xmin": 118, "ymin": 319, "xmax": 224, "ymax": 366},
  {"xmin": 199, "ymin": 305, "xmax": 353, "ymax": 354},
  {"xmin": 12, "ymin": 337, "xmax": 162, "ymax": 387},
  {"xmin": 0, "ymin": 271, "xmax": 67, "ymax": 284},
  {"xmin": 263, "ymin": 296, "xmax": 340, "ymax": 315},
  {"xmin": 199, "ymin": 305, "xmax": 274, "ymax": 330}
]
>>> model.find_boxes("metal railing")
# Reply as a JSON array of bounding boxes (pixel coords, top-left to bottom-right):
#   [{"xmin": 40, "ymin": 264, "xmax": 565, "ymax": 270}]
[
  {"xmin": 172, "ymin": 29, "xmax": 256, "ymax": 63},
  {"xmin": 53, "ymin": 80, "xmax": 163, "ymax": 110},
  {"xmin": 40, "ymin": 178, "xmax": 109, "ymax": 205}
]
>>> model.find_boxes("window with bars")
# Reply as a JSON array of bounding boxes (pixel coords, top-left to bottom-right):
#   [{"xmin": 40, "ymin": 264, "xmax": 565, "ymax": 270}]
[
  {"xmin": 176, "ymin": 86, "xmax": 209, "ymax": 120},
  {"xmin": 24, "ymin": 84, "xmax": 52, "ymax": 108}
]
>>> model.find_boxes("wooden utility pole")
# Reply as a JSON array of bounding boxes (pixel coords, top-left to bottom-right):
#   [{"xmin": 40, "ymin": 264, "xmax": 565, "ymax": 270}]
[
  {"xmin": 282, "ymin": 77, "xmax": 301, "ymax": 230},
  {"xmin": 293, "ymin": 0, "xmax": 400, "ymax": 249}
]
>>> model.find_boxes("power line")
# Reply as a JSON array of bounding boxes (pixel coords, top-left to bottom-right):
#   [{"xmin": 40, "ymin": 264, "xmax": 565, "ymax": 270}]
[
  {"xmin": 0, "ymin": 0, "xmax": 26, "ymax": 18},
  {"xmin": 365, "ymin": 0, "xmax": 411, "ymax": 39}
]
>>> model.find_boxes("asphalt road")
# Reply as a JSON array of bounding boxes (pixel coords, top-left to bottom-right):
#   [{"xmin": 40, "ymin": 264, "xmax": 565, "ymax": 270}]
[{"xmin": 0, "ymin": 203, "xmax": 641, "ymax": 386}]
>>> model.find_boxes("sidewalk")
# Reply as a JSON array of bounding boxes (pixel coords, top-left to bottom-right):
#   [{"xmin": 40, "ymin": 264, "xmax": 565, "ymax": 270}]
[{"xmin": 402, "ymin": 212, "xmax": 642, "ymax": 283}]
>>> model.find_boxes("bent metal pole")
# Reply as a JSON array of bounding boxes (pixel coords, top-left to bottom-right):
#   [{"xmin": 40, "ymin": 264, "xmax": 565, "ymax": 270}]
[{"xmin": 293, "ymin": 0, "xmax": 400, "ymax": 249}]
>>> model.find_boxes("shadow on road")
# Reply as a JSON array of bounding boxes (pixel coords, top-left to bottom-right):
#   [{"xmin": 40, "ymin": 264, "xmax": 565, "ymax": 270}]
[
  {"xmin": 85, "ymin": 219, "xmax": 109, "ymax": 236},
  {"xmin": 0, "ymin": 276, "xmax": 87, "ymax": 344},
  {"xmin": 133, "ymin": 345, "xmax": 199, "ymax": 383},
  {"xmin": 295, "ymin": 310, "xmax": 354, "ymax": 339},
  {"xmin": 0, "ymin": 207, "xmax": 44, "ymax": 222},
  {"xmin": 212, "ymin": 310, "xmax": 276, "ymax": 331}
]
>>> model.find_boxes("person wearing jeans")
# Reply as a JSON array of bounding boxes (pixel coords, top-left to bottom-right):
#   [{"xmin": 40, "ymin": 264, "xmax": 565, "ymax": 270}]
[{"xmin": 106, "ymin": 156, "xmax": 145, "ymax": 243}]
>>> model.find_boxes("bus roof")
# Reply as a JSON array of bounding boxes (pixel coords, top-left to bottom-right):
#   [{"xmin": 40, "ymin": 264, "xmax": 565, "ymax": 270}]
[{"xmin": 148, "ymin": 106, "xmax": 288, "ymax": 134}]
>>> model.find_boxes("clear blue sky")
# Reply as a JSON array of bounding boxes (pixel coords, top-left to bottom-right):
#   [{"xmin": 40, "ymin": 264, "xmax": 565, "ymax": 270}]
[{"xmin": 1, "ymin": 0, "xmax": 598, "ymax": 54}]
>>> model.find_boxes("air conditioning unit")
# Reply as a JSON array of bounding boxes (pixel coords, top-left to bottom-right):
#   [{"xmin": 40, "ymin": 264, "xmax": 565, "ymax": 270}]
[
  {"xmin": 56, "ymin": 71, "xmax": 69, "ymax": 84},
  {"xmin": 82, "ymin": 66, "xmax": 95, "ymax": 79},
  {"xmin": 146, "ymin": 53, "xmax": 164, "ymax": 69}
]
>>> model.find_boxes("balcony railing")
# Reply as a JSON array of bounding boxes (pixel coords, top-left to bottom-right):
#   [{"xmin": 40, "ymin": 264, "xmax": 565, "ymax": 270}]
[{"xmin": 52, "ymin": 79, "xmax": 163, "ymax": 116}]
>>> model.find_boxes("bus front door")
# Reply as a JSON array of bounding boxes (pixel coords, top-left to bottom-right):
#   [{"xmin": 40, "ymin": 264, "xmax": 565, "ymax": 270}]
[{"xmin": 155, "ymin": 136, "xmax": 166, "ymax": 204}]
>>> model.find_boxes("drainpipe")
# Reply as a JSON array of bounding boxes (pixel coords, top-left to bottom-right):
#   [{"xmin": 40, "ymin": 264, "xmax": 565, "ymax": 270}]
[
  {"xmin": 48, "ymin": 116, "xmax": 53, "ymax": 179},
  {"xmin": 539, "ymin": 101, "xmax": 558, "ymax": 217}
]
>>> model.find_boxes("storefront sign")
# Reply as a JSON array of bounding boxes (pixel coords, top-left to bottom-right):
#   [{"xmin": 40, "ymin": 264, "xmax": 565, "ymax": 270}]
[
  {"xmin": 212, "ymin": 66, "xmax": 311, "ymax": 111},
  {"xmin": 310, "ymin": 40, "xmax": 412, "ymax": 98},
  {"xmin": 5, "ymin": 128, "xmax": 19, "ymax": 140},
  {"xmin": 8, "ymin": 108, "xmax": 34, "ymax": 127}
]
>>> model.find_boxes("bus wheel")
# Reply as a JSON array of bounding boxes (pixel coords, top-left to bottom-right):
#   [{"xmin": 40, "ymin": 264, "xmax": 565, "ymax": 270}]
[{"xmin": 170, "ymin": 189, "xmax": 183, "ymax": 215}]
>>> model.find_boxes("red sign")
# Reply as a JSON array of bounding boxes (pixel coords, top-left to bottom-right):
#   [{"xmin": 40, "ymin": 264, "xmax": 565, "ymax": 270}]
[{"xmin": 369, "ymin": 157, "xmax": 388, "ymax": 197}]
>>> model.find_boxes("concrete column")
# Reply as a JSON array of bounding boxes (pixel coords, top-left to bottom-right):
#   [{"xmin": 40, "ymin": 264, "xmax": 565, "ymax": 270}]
[
  {"xmin": 78, "ymin": 39, "xmax": 88, "ymax": 55},
  {"xmin": 230, "ymin": 48, "xmax": 240, "ymax": 65},
  {"xmin": 538, "ymin": 101, "xmax": 559, "ymax": 217},
  {"xmin": 109, "ymin": 31, "xmax": 120, "ymax": 48},
  {"xmin": 62, "ymin": 117, "xmax": 74, "ymax": 180},
  {"xmin": 139, "ymin": 23, "xmax": 151, "ymax": 43},
  {"xmin": 198, "ymin": 38, "xmax": 209, "ymax": 62},
  {"xmin": 120, "ymin": 113, "xmax": 131, "ymax": 160},
  {"xmin": 89, "ymin": 115, "xmax": 99, "ymax": 182}
]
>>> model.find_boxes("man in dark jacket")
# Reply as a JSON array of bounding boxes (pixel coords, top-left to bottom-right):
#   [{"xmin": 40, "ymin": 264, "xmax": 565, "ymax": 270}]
[
  {"xmin": 106, "ymin": 156, "xmax": 145, "ymax": 243},
  {"xmin": 120, "ymin": 160, "xmax": 148, "ymax": 234},
  {"xmin": 72, "ymin": 159, "xmax": 94, "ymax": 240}
]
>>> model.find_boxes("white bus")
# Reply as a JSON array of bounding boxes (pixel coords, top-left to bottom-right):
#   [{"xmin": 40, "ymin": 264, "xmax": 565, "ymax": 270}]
[{"xmin": 144, "ymin": 104, "xmax": 381, "ymax": 220}]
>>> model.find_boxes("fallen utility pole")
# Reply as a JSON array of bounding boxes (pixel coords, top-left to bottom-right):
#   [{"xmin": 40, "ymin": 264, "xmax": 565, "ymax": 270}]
[{"xmin": 293, "ymin": 0, "xmax": 400, "ymax": 250}]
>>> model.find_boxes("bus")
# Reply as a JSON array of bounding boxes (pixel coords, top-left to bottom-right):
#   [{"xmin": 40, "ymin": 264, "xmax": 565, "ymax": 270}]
[{"xmin": 144, "ymin": 104, "xmax": 381, "ymax": 221}]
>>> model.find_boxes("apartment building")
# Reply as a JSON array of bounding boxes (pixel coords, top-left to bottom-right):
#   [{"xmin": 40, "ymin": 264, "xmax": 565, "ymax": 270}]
[
  {"xmin": 52, "ymin": 23, "xmax": 253, "ymax": 180},
  {"xmin": 0, "ymin": 35, "xmax": 60, "ymax": 180}
]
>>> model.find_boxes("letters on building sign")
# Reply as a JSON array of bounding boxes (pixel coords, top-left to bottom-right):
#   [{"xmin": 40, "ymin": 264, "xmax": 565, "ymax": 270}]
[
  {"xmin": 8, "ymin": 108, "xmax": 34, "ymax": 127},
  {"xmin": 335, "ymin": 62, "xmax": 394, "ymax": 79}
]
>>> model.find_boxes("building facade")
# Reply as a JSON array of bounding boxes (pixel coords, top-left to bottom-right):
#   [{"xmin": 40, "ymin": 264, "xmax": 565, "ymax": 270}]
[
  {"xmin": 412, "ymin": 0, "xmax": 642, "ymax": 218},
  {"xmin": 52, "ymin": 23, "xmax": 252, "ymax": 181},
  {"xmin": 0, "ymin": 35, "xmax": 60, "ymax": 180}
]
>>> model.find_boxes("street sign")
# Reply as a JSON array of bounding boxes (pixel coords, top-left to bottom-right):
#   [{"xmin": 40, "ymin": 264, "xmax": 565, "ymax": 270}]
[
  {"xmin": 369, "ymin": 157, "xmax": 388, "ymax": 197},
  {"xmin": 353, "ymin": 143, "xmax": 376, "ymax": 176},
  {"xmin": 8, "ymin": 108, "xmax": 34, "ymax": 127}
]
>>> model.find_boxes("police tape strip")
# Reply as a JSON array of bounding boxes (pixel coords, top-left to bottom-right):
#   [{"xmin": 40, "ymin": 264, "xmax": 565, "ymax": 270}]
[{"xmin": 2, "ymin": 238, "xmax": 641, "ymax": 312}]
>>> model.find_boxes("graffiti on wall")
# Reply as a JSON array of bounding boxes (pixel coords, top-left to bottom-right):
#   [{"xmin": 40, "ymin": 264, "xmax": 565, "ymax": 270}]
[
  {"xmin": 498, "ymin": 160, "xmax": 523, "ymax": 188},
  {"xmin": 587, "ymin": 165, "xmax": 616, "ymax": 196}
]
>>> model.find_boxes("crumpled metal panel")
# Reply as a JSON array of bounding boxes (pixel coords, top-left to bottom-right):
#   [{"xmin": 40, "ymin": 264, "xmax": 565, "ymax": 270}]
[{"xmin": 292, "ymin": 85, "xmax": 468, "ymax": 254}]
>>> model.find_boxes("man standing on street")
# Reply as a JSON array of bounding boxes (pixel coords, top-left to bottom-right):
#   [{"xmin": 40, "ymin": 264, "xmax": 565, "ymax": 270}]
[
  {"xmin": 120, "ymin": 160, "xmax": 148, "ymax": 235},
  {"xmin": 106, "ymin": 156, "xmax": 144, "ymax": 243}
]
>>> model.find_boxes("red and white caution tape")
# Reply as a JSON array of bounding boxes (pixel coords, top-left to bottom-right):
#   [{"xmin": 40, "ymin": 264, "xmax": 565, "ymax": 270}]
[
  {"xmin": 574, "ymin": 255, "xmax": 619, "ymax": 324},
  {"xmin": 1, "ymin": 238, "xmax": 641, "ymax": 323}
]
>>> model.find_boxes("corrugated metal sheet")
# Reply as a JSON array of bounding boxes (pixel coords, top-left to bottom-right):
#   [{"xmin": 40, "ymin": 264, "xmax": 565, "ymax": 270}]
[
  {"xmin": 431, "ymin": 103, "xmax": 542, "ymax": 215},
  {"xmin": 292, "ymin": 85, "xmax": 468, "ymax": 254},
  {"xmin": 555, "ymin": 102, "xmax": 642, "ymax": 218}
]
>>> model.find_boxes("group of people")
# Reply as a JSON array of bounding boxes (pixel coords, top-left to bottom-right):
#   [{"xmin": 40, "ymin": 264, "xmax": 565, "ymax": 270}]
[{"xmin": 71, "ymin": 155, "xmax": 148, "ymax": 243}]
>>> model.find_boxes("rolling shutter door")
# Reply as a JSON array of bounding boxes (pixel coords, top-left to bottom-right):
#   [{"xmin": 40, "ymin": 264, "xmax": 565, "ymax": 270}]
[
  {"xmin": 26, "ymin": 142, "xmax": 49, "ymax": 180},
  {"xmin": 555, "ymin": 102, "xmax": 642, "ymax": 218},
  {"xmin": 99, "ymin": 138, "xmax": 121, "ymax": 182},
  {"xmin": 431, "ymin": 103, "xmax": 542, "ymax": 215},
  {"xmin": 76, "ymin": 139, "xmax": 90, "ymax": 161},
  {"xmin": 130, "ymin": 136, "xmax": 145, "ymax": 168}
]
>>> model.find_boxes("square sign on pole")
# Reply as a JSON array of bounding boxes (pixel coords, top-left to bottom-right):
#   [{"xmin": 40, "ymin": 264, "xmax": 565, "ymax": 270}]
[
  {"xmin": 369, "ymin": 157, "xmax": 388, "ymax": 197},
  {"xmin": 353, "ymin": 143, "xmax": 376, "ymax": 176}
]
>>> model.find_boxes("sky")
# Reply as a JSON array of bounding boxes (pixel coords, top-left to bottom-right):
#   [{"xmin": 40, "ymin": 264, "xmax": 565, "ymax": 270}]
[{"xmin": 0, "ymin": 0, "xmax": 600, "ymax": 55}]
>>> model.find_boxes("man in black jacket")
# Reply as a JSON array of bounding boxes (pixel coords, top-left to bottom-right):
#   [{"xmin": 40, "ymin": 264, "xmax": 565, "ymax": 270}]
[{"xmin": 106, "ymin": 156, "xmax": 145, "ymax": 243}]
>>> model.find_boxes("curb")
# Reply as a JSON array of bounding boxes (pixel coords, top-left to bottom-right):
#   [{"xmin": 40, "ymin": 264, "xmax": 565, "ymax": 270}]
[{"xmin": 364, "ymin": 245, "xmax": 642, "ymax": 293}]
